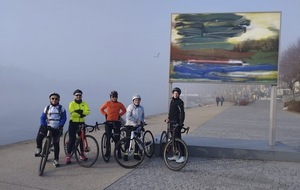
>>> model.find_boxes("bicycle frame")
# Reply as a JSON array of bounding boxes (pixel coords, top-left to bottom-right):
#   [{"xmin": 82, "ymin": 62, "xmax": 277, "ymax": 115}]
[
  {"xmin": 64, "ymin": 122, "xmax": 101, "ymax": 168},
  {"xmin": 127, "ymin": 126, "xmax": 143, "ymax": 155},
  {"xmin": 76, "ymin": 123, "xmax": 101, "ymax": 154},
  {"xmin": 105, "ymin": 121, "xmax": 125, "ymax": 143}
]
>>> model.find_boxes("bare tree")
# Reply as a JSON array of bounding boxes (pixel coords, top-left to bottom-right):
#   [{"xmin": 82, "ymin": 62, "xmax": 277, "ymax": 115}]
[{"xmin": 280, "ymin": 39, "xmax": 300, "ymax": 97}]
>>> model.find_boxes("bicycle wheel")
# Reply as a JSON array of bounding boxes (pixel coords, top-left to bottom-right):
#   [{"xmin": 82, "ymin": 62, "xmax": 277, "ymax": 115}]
[
  {"xmin": 101, "ymin": 132, "xmax": 111, "ymax": 162},
  {"xmin": 38, "ymin": 137, "xmax": 51, "ymax": 176},
  {"xmin": 159, "ymin": 131, "xmax": 167, "ymax": 157},
  {"xmin": 75, "ymin": 135, "xmax": 99, "ymax": 168},
  {"xmin": 114, "ymin": 137, "xmax": 145, "ymax": 168},
  {"xmin": 63, "ymin": 130, "xmax": 69, "ymax": 156},
  {"xmin": 163, "ymin": 138, "xmax": 189, "ymax": 171},
  {"xmin": 143, "ymin": 130, "xmax": 155, "ymax": 157}
]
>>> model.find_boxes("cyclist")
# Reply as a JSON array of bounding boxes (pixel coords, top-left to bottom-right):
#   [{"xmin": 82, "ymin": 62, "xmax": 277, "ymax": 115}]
[
  {"xmin": 124, "ymin": 94, "xmax": 145, "ymax": 161},
  {"xmin": 66, "ymin": 89, "xmax": 90, "ymax": 164},
  {"xmin": 165, "ymin": 87, "xmax": 186, "ymax": 163},
  {"xmin": 34, "ymin": 92, "xmax": 67, "ymax": 167},
  {"xmin": 100, "ymin": 90, "xmax": 126, "ymax": 159}
]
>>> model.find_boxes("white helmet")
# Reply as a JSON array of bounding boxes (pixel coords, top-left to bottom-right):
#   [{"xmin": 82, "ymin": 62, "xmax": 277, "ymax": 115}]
[{"xmin": 132, "ymin": 94, "xmax": 141, "ymax": 101}]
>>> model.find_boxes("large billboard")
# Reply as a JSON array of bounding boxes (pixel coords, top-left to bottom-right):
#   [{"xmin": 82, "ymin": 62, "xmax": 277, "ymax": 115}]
[{"xmin": 170, "ymin": 12, "xmax": 281, "ymax": 84}]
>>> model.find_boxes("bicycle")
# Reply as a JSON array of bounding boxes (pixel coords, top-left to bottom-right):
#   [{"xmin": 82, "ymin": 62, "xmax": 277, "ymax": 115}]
[
  {"xmin": 162, "ymin": 123, "xmax": 189, "ymax": 171},
  {"xmin": 101, "ymin": 121, "xmax": 126, "ymax": 162},
  {"xmin": 38, "ymin": 126, "xmax": 60, "ymax": 176},
  {"xmin": 63, "ymin": 122, "xmax": 101, "ymax": 168},
  {"xmin": 114, "ymin": 124, "xmax": 146, "ymax": 168},
  {"xmin": 117, "ymin": 123, "xmax": 155, "ymax": 158}
]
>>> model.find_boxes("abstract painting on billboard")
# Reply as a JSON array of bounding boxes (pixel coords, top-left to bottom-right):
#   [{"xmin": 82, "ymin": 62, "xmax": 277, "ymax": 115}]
[{"xmin": 170, "ymin": 12, "xmax": 281, "ymax": 84}]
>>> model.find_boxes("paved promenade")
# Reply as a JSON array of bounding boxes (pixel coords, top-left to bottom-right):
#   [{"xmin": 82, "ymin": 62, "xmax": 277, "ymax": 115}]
[{"xmin": 1, "ymin": 100, "xmax": 300, "ymax": 189}]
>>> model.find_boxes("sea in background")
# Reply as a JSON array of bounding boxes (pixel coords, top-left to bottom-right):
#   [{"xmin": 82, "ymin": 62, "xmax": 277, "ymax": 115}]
[{"xmin": 0, "ymin": 96, "xmax": 215, "ymax": 146}]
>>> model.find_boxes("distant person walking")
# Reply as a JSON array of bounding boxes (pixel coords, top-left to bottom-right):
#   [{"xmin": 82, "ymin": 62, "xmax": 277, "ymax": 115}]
[
  {"xmin": 220, "ymin": 96, "xmax": 224, "ymax": 106},
  {"xmin": 66, "ymin": 89, "xmax": 90, "ymax": 164},
  {"xmin": 34, "ymin": 92, "xmax": 67, "ymax": 167},
  {"xmin": 100, "ymin": 90, "xmax": 126, "ymax": 159},
  {"xmin": 216, "ymin": 96, "xmax": 220, "ymax": 106}
]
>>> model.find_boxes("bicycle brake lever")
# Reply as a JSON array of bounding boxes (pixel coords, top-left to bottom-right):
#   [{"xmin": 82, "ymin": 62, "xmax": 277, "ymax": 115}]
[{"xmin": 186, "ymin": 127, "xmax": 190, "ymax": 134}]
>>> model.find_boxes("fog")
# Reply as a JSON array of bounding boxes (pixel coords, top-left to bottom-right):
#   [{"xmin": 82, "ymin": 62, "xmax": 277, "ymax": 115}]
[{"xmin": 1, "ymin": 0, "xmax": 300, "ymax": 145}]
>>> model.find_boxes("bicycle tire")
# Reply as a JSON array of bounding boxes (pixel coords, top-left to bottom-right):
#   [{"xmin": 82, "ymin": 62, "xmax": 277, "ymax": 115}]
[
  {"xmin": 163, "ymin": 138, "xmax": 189, "ymax": 171},
  {"xmin": 143, "ymin": 130, "xmax": 155, "ymax": 157},
  {"xmin": 38, "ymin": 137, "xmax": 51, "ymax": 176},
  {"xmin": 159, "ymin": 131, "xmax": 167, "ymax": 157},
  {"xmin": 101, "ymin": 132, "xmax": 111, "ymax": 162},
  {"xmin": 114, "ymin": 137, "xmax": 145, "ymax": 168},
  {"xmin": 63, "ymin": 130, "xmax": 69, "ymax": 156},
  {"xmin": 75, "ymin": 135, "xmax": 99, "ymax": 168}
]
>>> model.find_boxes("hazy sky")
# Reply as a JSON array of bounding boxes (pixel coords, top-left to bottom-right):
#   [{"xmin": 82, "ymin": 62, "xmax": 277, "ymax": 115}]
[{"xmin": 1, "ymin": 0, "xmax": 300, "ymax": 145}]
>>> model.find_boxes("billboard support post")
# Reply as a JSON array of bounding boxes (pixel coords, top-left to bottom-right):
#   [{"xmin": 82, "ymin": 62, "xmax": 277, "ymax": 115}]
[{"xmin": 269, "ymin": 85, "xmax": 277, "ymax": 146}]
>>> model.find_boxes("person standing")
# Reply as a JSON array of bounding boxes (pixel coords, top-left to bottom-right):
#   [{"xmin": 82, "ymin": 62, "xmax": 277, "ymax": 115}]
[
  {"xmin": 34, "ymin": 92, "xmax": 67, "ymax": 167},
  {"xmin": 165, "ymin": 87, "xmax": 185, "ymax": 163},
  {"xmin": 100, "ymin": 91, "xmax": 126, "ymax": 159},
  {"xmin": 216, "ymin": 96, "xmax": 220, "ymax": 106},
  {"xmin": 220, "ymin": 96, "xmax": 224, "ymax": 106},
  {"xmin": 124, "ymin": 94, "xmax": 145, "ymax": 161},
  {"xmin": 66, "ymin": 89, "xmax": 90, "ymax": 164}
]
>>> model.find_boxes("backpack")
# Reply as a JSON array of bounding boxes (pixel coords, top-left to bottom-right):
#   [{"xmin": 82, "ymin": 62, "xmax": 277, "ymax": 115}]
[{"xmin": 46, "ymin": 104, "xmax": 63, "ymax": 118}]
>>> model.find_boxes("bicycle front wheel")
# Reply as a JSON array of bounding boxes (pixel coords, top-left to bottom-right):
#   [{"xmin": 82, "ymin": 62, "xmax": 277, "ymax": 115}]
[
  {"xmin": 38, "ymin": 137, "xmax": 51, "ymax": 176},
  {"xmin": 143, "ymin": 130, "xmax": 155, "ymax": 157},
  {"xmin": 163, "ymin": 138, "xmax": 189, "ymax": 171},
  {"xmin": 101, "ymin": 132, "xmax": 111, "ymax": 162},
  {"xmin": 75, "ymin": 135, "xmax": 99, "ymax": 168},
  {"xmin": 114, "ymin": 137, "xmax": 145, "ymax": 168}
]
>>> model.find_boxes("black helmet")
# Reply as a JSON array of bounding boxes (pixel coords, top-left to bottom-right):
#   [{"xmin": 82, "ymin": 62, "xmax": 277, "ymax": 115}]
[
  {"xmin": 110, "ymin": 90, "xmax": 118, "ymax": 98},
  {"xmin": 49, "ymin": 92, "xmax": 60, "ymax": 99},
  {"xmin": 73, "ymin": 89, "xmax": 83, "ymax": 95},
  {"xmin": 172, "ymin": 87, "xmax": 181, "ymax": 95}
]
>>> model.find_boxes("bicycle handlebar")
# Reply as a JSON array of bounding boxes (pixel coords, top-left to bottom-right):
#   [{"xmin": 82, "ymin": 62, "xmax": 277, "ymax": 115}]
[
  {"xmin": 168, "ymin": 124, "xmax": 189, "ymax": 134},
  {"xmin": 123, "ymin": 123, "xmax": 147, "ymax": 132},
  {"xmin": 181, "ymin": 126, "xmax": 189, "ymax": 134},
  {"xmin": 79, "ymin": 122, "xmax": 105, "ymax": 133},
  {"xmin": 45, "ymin": 126, "xmax": 61, "ymax": 131}
]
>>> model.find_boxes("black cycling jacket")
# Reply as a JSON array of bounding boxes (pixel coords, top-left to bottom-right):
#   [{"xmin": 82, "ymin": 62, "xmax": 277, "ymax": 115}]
[{"xmin": 168, "ymin": 97, "xmax": 185, "ymax": 125}]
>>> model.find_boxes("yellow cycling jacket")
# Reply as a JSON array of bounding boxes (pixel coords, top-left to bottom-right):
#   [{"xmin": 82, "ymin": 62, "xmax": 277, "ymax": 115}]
[{"xmin": 69, "ymin": 101, "xmax": 90, "ymax": 123}]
